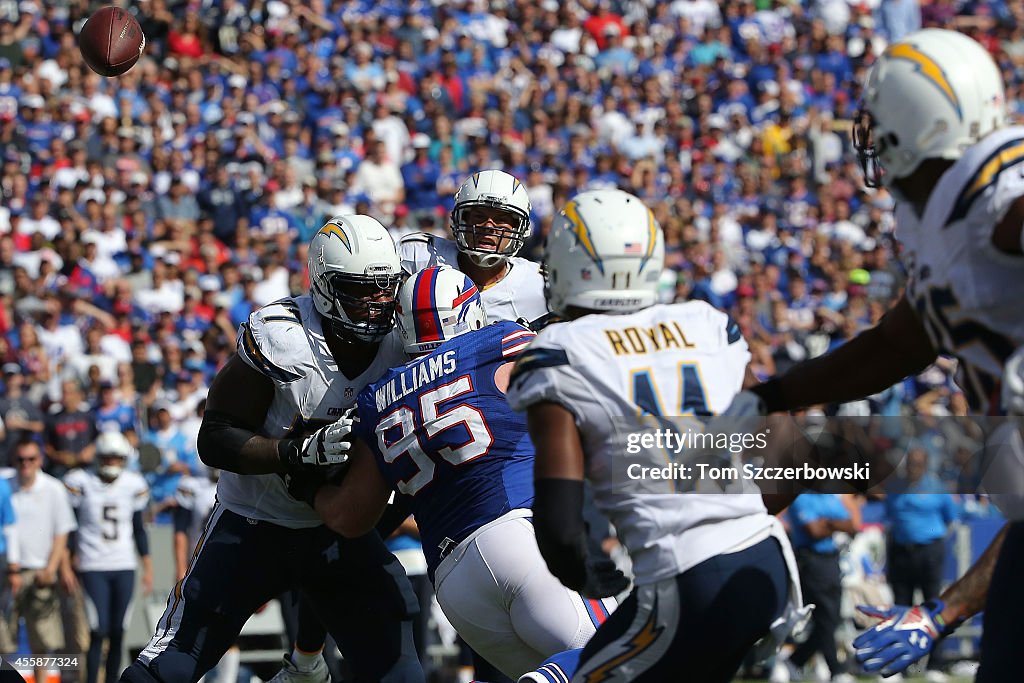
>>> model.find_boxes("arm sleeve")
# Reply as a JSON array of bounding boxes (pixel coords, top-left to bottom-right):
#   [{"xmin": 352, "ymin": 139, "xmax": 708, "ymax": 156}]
[
  {"xmin": 132, "ymin": 510, "xmax": 150, "ymax": 557},
  {"xmin": 173, "ymin": 506, "xmax": 193, "ymax": 535}
]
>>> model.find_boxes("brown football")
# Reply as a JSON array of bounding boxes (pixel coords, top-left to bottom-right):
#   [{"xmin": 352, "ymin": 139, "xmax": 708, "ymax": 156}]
[{"xmin": 78, "ymin": 6, "xmax": 145, "ymax": 77}]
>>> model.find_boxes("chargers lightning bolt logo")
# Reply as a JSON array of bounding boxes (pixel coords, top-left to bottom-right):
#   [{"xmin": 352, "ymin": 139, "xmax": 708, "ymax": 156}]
[{"xmin": 884, "ymin": 43, "xmax": 961, "ymax": 120}]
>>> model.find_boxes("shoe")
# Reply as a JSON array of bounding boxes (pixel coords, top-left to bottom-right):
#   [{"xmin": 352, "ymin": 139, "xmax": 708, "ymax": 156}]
[
  {"xmin": 925, "ymin": 671, "xmax": 949, "ymax": 682},
  {"xmin": 883, "ymin": 675, "xmax": 904, "ymax": 682},
  {"xmin": 769, "ymin": 661, "xmax": 791, "ymax": 683},
  {"xmin": 266, "ymin": 654, "xmax": 329, "ymax": 683},
  {"xmin": 830, "ymin": 674, "xmax": 856, "ymax": 683},
  {"xmin": 770, "ymin": 660, "xmax": 804, "ymax": 683}
]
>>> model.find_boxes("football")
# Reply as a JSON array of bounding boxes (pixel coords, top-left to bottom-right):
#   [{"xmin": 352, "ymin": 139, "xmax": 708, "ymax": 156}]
[{"xmin": 78, "ymin": 6, "xmax": 145, "ymax": 77}]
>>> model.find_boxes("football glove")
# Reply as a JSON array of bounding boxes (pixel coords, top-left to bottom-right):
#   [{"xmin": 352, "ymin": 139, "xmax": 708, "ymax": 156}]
[
  {"xmin": 278, "ymin": 409, "xmax": 356, "ymax": 467},
  {"xmin": 580, "ymin": 553, "xmax": 630, "ymax": 599},
  {"xmin": 853, "ymin": 599, "xmax": 957, "ymax": 676},
  {"xmin": 284, "ymin": 463, "xmax": 350, "ymax": 508}
]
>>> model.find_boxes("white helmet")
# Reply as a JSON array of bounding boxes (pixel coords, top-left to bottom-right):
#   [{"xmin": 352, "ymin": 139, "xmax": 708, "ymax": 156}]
[
  {"xmin": 545, "ymin": 189, "xmax": 664, "ymax": 316},
  {"xmin": 451, "ymin": 169, "xmax": 532, "ymax": 268},
  {"xmin": 396, "ymin": 266, "xmax": 487, "ymax": 355},
  {"xmin": 853, "ymin": 28, "xmax": 1006, "ymax": 188},
  {"xmin": 308, "ymin": 215, "xmax": 403, "ymax": 342},
  {"xmin": 96, "ymin": 431, "xmax": 131, "ymax": 481}
]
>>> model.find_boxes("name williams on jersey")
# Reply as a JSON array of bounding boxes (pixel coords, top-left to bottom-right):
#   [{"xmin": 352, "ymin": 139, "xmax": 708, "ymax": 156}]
[{"xmin": 375, "ymin": 350, "xmax": 458, "ymax": 412}]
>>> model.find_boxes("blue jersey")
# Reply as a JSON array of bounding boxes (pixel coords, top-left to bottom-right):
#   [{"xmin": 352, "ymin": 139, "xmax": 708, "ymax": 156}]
[{"xmin": 355, "ymin": 320, "xmax": 537, "ymax": 577}]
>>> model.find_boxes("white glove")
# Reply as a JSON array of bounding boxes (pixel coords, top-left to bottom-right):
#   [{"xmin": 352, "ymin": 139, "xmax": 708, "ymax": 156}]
[
  {"xmin": 279, "ymin": 408, "xmax": 356, "ymax": 467},
  {"xmin": 1002, "ymin": 345, "xmax": 1024, "ymax": 416}
]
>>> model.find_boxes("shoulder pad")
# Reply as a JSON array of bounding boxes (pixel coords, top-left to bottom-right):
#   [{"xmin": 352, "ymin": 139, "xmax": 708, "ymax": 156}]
[
  {"xmin": 949, "ymin": 136, "xmax": 1024, "ymax": 224},
  {"xmin": 236, "ymin": 303, "xmax": 306, "ymax": 384},
  {"xmin": 398, "ymin": 232, "xmax": 434, "ymax": 246}
]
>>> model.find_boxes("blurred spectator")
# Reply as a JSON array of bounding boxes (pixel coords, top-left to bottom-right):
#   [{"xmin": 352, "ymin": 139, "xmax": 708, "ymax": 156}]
[
  {"xmin": 44, "ymin": 378, "xmax": 97, "ymax": 478},
  {"xmin": 6, "ymin": 439, "xmax": 77, "ymax": 683},
  {"xmin": 142, "ymin": 402, "xmax": 200, "ymax": 505},
  {"xmin": 0, "ymin": 363, "xmax": 43, "ymax": 467}
]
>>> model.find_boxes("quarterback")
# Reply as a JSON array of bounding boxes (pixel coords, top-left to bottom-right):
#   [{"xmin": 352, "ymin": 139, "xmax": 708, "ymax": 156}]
[
  {"xmin": 733, "ymin": 28, "xmax": 1024, "ymax": 680},
  {"xmin": 399, "ymin": 169, "xmax": 548, "ymax": 325}
]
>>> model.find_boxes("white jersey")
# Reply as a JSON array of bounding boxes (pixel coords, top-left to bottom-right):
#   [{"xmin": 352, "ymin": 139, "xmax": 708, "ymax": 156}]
[
  {"xmin": 506, "ymin": 302, "xmax": 774, "ymax": 585},
  {"xmin": 898, "ymin": 126, "xmax": 1024, "ymax": 413},
  {"xmin": 219, "ymin": 295, "xmax": 406, "ymax": 528},
  {"xmin": 399, "ymin": 233, "xmax": 548, "ymax": 324},
  {"xmin": 174, "ymin": 475, "xmax": 217, "ymax": 551},
  {"xmin": 63, "ymin": 468, "xmax": 149, "ymax": 572}
]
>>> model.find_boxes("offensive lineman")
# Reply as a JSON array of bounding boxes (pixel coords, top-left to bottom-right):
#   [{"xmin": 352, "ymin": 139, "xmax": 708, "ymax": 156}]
[
  {"xmin": 64, "ymin": 432, "xmax": 151, "ymax": 683},
  {"xmin": 119, "ymin": 216, "xmax": 424, "ymax": 683},
  {"xmin": 506, "ymin": 189, "xmax": 806, "ymax": 682},
  {"xmin": 302, "ymin": 266, "xmax": 620, "ymax": 679},
  {"xmin": 727, "ymin": 28, "xmax": 1024, "ymax": 681}
]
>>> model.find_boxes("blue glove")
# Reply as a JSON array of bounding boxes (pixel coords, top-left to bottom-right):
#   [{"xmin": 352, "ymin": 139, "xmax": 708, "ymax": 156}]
[{"xmin": 853, "ymin": 599, "xmax": 955, "ymax": 676}]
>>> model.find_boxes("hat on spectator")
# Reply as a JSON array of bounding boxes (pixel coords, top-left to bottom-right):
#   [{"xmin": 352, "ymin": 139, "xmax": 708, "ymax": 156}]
[
  {"xmin": 412, "ymin": 133, "xmax": 431, "ymax": 149},
  {"xmin": 2, "ymin": 363, "xmax": 21, "ymax": 375}
]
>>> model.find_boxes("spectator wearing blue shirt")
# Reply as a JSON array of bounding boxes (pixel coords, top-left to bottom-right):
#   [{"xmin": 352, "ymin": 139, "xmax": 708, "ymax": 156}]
[
  {"xmin": 402, "ymin": 134, "xmax": 441, "ymax": 218},
  {"xmin": 884, "ymin": 447, "xmax": 957, "ymax": 673},
  {"xmin": 784, "ymin": 493, "xmax": 861, "ymax": 681},
  {"xmin": 142, "ymin": 403, "xmax": 201, "ymax": 506},
  {"xmin": 0, "ymin": 473, "xmax": 16, "ymax": 587}
]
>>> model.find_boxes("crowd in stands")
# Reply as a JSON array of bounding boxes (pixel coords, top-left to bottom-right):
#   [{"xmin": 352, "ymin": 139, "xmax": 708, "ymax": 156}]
[{"xmin": 1, "ymin": 0, "xmax": 1017, "ymax": 493}]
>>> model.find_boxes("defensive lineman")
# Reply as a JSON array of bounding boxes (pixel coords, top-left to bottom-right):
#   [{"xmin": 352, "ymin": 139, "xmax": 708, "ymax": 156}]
[{"xmin": 304, "ymin": 266, "xmax": 619, "ymax": 679}]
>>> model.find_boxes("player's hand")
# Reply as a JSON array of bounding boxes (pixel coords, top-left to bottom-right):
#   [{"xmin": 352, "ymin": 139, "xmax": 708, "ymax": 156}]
[
  {"xmin": 580, "ymin": 553, "xmax": 630, "ymax": 599},
  {"xmin": 853, "ymin": 599, "xmax": 952, "ymax": 676},
  {"xmin": 142, "ymin": 568, "xmax": 154, "ymax": 596},
  {"xmin": 1002, "ymin": 345, "xmax": 1024, "ymax": 415},
  {"xmin": 279, "ymin": 409, "xmax": 357, "ymax": 467},
  {"xmin": 285, "ymin": 463, "xmax": 349, "ymax": 508}
]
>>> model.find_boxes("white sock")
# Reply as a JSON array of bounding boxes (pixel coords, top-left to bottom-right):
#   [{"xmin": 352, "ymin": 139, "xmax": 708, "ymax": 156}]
[
  {"xmin": 217, "ymin": 647, "xmax": 240, "ymax": 683},
  {"xmin": 291, "ymin": 647, "xmax": 323, "ymax": 672}
]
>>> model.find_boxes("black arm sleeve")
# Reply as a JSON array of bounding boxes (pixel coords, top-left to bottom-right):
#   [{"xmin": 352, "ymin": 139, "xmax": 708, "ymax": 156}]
[
  {"xmin": 197, "ymin": 409, "xmax": 290, "ymax": 474},
  {"xmin": 374, "ymin": 498, "xmax": 411, "ymax": 539},
  {"xmin": 132, "ymin": 510, "xmax": 150, "ymax": 557},
  {"xmin": 533, "ymin": 478, "xmax": 588, "ymax": 591},
  {"xmin": 173, "ymin": 506, "xmax": 193, "ymax": 535}
]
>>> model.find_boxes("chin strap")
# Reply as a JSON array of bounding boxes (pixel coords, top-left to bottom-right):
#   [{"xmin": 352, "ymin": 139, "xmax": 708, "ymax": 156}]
[{"xmin": 464, "ymin": 251, "xmax": 509, "ymax": 269}]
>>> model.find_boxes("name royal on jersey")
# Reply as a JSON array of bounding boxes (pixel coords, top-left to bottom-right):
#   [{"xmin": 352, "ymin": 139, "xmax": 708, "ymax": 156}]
[
  {"xmin": 605, "ymin": 321, "xmax": 697, "ymax": 356},
  {"xmin": 375, "ymin": 350, "xmax": 458, "ymax": 412}
]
